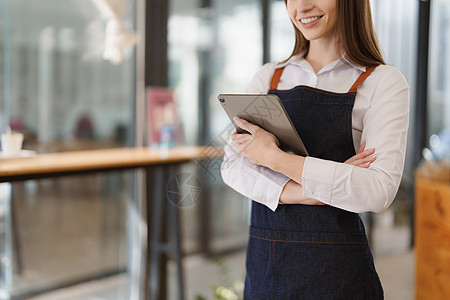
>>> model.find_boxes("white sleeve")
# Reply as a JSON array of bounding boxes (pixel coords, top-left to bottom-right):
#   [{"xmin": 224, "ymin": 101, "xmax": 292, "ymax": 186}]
[
  {"xmin": 220, "ymin": 62, "xmax": 290, "ymax": 212},
  {"xmin": 221, "ymin": 139, "xmax": 290, "ymax": 211},
  {"xmin": 302, "ymin": 66, "xmax": 410, "ymax": 213}
]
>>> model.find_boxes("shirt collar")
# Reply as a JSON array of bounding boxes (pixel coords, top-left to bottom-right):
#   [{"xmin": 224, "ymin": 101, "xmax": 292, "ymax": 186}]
[
  {"xmin": 277, "ymin": 52, "xmax": 367, "ymax": 73},
  {"xmin": 340, "ymin": 54, "xmax": 367, "ymax": 72}
]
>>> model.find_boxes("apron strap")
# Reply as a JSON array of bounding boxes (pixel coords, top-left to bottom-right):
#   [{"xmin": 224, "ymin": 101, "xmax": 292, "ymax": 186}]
[
  {"xmin": 348, "ymin": 65, "xmax": 378, "ymax": 93},
  {"xmin": 270, "ymin": 67, "xmax": 285, "ymax": 90}
]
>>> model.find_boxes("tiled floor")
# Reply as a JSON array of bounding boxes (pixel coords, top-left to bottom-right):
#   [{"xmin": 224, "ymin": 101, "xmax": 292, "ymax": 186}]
[
  {"xmin": 13, "ymin": 177, "xmax": 414, "ymax": 300},
  {"xmin": 26, "ymin": 225, "xmax": 415, "ymax": 300},
  {"xmin": 26, "ymin": 275, "xmax": 128, "ymax": 300},
  {"xmin": 377, "ymin": 250, "xmax": 415, "ymax": 300},
  {"xmin": 26, "ymin": 248, "xmax": 415, "ymax": 300}
]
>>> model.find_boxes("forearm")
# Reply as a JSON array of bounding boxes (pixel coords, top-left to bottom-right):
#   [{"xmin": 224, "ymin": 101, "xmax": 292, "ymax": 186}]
[
  {"xmin": 266, "ymin": 148, "xmax": 305, "ymax": 185},
  {"xmin": 221, "ymin": 141, "xmax": 290, "ymax": 211},
  {"xmin": 279, "ymin": 180, "xmax": 323, "ymax": 205}
]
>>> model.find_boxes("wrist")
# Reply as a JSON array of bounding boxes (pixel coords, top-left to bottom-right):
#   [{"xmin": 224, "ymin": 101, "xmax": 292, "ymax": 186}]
[
  {"xmin": 266, "ymin": 149, "xmax": 306, "ymax": 184},
  {"xmin": 265, "ymin": 146, "xmax": 285, "ymax": 171}
]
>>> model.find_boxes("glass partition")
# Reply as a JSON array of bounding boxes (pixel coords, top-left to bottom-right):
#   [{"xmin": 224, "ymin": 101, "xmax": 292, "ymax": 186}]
[
  {"xmin": 10, "ymin": 174, "xmax": 129, "ymax": 298},
  {"xmin": 1, "ymin": 0, "xmax": 135, "ymax": 153},
  {"xmin": 0, "ymin": 0, "xmax": 136, "ymax": 298},
  {"xmin": 168, "ymin": 0, "xmax": 262, "ymax": 255}
]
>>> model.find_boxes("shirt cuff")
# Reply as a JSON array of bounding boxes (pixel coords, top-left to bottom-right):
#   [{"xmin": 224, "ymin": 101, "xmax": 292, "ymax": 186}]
[
  {"xmin": 302, "ymin": 156, "xmax": 338, "ymax": 205},
  {"xmin": 251, "ymin": 168, "xmax": 290, "ymax": 212}
]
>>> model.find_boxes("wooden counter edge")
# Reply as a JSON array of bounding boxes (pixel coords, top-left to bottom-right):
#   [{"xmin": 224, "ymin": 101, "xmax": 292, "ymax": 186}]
[{"xmin": 0, "ymin": 146, "xmax": 224, "ymax": 180}]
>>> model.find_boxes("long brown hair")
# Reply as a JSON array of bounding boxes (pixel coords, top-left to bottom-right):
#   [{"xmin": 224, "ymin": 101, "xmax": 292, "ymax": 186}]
[{"xmin": 284, "ymin": 0, "xmax": 385, "ymax": 66}]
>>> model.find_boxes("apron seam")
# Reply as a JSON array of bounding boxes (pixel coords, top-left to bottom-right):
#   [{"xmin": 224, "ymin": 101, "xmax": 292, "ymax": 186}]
[
  {"xmin": 249, "ymin": 234, "xmax": 367, "ymax": 245},
  {"xmin": 281, "ymin": 98, "xmax": 354, "ymax": 106}
]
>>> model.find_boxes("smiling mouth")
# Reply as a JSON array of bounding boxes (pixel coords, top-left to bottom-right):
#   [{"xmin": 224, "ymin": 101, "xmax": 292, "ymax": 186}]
[{"xmin": 300, "ymin": 16, "xmax": 323, "ymax": 24}]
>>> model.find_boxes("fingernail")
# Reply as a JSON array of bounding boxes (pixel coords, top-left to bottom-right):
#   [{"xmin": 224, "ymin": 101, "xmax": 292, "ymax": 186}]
[{"xmin": 233, "ymin": 117, "xmax": 239, "ymax": 122}]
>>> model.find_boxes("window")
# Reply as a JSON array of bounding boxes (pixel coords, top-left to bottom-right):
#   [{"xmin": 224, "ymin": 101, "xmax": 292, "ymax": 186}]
[{"xmin": 0, "ymin": 0, "xmax": 136, "ymax": 297}]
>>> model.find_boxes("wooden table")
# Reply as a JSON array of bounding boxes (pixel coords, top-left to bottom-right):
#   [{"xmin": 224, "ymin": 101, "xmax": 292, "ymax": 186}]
[
  {"xmin": 0, "ymin": 146, "xmax": 221, "ymax": 182},
  {"xmin": 0, "ymin": 146, "xmax": 223, "ymax": 300},
  {"xmin": 414, "ymin": 161, "xmax": 450, "ymax": 300}
]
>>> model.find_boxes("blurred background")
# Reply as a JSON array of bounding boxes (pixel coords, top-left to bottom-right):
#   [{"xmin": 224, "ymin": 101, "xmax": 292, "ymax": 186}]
[{"xmin": 0, "ymin": 0, "xmax": 449, "ymax": 299}]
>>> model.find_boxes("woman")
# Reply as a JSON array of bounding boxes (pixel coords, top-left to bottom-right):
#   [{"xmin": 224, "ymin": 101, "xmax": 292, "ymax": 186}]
[{"xmin": 221, "ymin": 0, "xmax": 409, "ymax": 299}]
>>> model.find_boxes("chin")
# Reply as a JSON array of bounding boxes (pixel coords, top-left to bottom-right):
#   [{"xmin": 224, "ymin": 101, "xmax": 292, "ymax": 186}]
[{"xmin": 301, "ymin": 34, "xmax": 318, "ymax": 41}]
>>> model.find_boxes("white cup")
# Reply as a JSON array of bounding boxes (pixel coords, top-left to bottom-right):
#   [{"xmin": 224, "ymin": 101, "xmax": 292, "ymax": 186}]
[{"xmin": 1, "ymin": 131, "xmax": 24, "ymax": 156}]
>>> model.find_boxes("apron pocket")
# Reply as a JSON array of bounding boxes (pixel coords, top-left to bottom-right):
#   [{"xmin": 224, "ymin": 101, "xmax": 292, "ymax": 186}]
[{"xmin": 248, "ymin": 226, "xmax": 383, "ymax": 300}]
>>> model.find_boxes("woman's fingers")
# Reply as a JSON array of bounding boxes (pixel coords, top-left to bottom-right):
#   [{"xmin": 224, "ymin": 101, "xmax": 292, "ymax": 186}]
[
  {"xmin": 358, "ymin": 162, "xmax": 372, "ymax": 168},
  {"xmin": 357, "ymin": 147, "xmax": 375, "ymax": 157},
  {"xmin": 232, "ymin": 133, "xmax": 252, "ymax": 144},
  {"xmin": 349, "ymin": 152, "xmax": 376, "ymax": 163},
  {"xmin": 346, "ymin": 148, "xmax": 375, "ymax": 162},
  {"xmin": 345, "ymin": 149, "xmax": 375, "ymax": 165},
  {"xmin": 350, "ymin": 155, "xmax": 376, "ymax": 167},
  {"xmin": 345, "ymin": 142, "xmax": 376, "ymax": 169},
  {"xmin": 233, "ymin": 117, "xmax": 259, "ymax": 136},
  {"xmin": 356, "ymin": 141, "xmax": 366, "ymax": 154}
]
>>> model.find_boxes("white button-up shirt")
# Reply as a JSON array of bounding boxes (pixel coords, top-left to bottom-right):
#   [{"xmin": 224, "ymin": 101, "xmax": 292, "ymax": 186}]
[{"xmin": 220, "ymin": 54, "xmax": 410, "ymax": 213}]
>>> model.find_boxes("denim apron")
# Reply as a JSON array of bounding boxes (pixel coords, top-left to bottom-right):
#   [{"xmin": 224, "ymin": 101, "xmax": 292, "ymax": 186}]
[{"xmin": 244, "ymin": 65, "xmax": 384, "ymax": 300}]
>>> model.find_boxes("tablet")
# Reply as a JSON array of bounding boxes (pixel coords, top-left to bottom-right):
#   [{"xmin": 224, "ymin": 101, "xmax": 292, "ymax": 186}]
[{"xmin": 218, "ymin": 94, "xmax": 309, "ymax": 156}]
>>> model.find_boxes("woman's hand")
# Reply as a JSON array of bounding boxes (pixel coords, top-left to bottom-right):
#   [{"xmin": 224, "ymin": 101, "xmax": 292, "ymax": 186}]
[
  {"xmin": 345, "ymin": 141, "xmax": 376, "ymax": 168},
  {"xmin": 280, "ymin": 142, "xmax": 376, "ymax": 205},
  {"xmin": 231, "ymin": 117, "xmax": 281, "ymax": 166}
]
